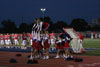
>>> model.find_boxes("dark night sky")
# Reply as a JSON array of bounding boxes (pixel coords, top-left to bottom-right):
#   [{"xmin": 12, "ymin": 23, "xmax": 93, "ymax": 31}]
[{"xmin": 0, "ymin": 0, "xmax": 100, "ymax": 26}]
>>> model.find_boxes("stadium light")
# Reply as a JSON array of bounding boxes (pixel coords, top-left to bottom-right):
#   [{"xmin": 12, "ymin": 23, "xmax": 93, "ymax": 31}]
[{"xmin": 40, "ymin": 8, "xmax": 46, "ymax": 21}]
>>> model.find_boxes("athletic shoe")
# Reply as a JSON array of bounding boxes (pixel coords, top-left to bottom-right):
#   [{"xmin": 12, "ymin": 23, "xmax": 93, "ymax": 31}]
[
  {"xmin": 64, "ymin": 56, "xmax": 68, "ymax": 58},
  {"xmin": 29, "ymin": 55, "xmax": 34, "ymax": 59},
  {"xmin": 55, "ymin": 55, "xmax": 60, "ymax": 59},
  {"xmin": 46, "ymin": 56, "xmax": 49, "ymax": 59},
  {"xmin": 43, "ymin": 56, "xmax": 46, "ymax": 60},
  {"xmin": 63, "ymin": 54, "xmax": 66, "ymax": 58}
]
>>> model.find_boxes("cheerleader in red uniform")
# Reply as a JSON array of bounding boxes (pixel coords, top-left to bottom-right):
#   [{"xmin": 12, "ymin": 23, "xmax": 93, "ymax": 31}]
[
  {"xmin": 30, "ymin": 32, "xmax": 37, "ymax": 59},
  {"xmin": 4, "ymin": 34, "xmax": 8, "ymax": 45},
  {"xmin": 55, "ymin": 36, "xmax": 64, "ymax": 58},
  {"xmin": 13, "ymin": 34, "xmax": 19, "ymax": 45},
  {"xmin": 21, "ymin": 32, "xmax": 28, "ymax": 49},
  {"xmin": 31, "ymin": 32, "xmax": 43, "ymax": 59},
  {"xmin": 43, "ymin": 31, "xmax": 50, "ymax": 59},
  {"xmin": 7, "ymin": 34, "xmax": 12, "ymax": 45},
  {"xmin": 29, "ymin": 33, "xmax": 32, "ymax": 45},
  {"xmin": 60, "ymin": 32, "xmax": 73, "ymax": 58},
  {"xmin": 0, "ymin": 34, "xmax": 4, "ymax": 45},
  {"xmin": 49, "ymin": 32, "xmax": 56, "ymax": 51}
]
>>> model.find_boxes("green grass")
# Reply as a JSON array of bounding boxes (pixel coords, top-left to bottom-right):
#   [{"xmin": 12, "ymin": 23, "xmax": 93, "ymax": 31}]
[
  {"xmin": 74, "ymin": 38, "xmax": 100, "ymax": 56},
  {"xmin": 83, "ymin": 38, "xmax": 100, "ymax": 48}
]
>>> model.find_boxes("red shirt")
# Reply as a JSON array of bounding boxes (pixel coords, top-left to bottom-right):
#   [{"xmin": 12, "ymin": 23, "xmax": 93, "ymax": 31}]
[
  {"xmin": 29, "ymin": 34, "xmax": 32, "ymax": 39},
  {"xmin": 4, "ymin": 35, "xmax": 8, "ymax": 40},
  {"xmin": 7, "ymin": 35, "xmax": 11, "ymax": 40},
  {"xmin": 22, "ymin": 34, "xmax": 27, "ymax": 40},
  {"xmin": 14, "ymin": 34, "xmax": 19, "ymax": 40},
  {"xmin": 0, "ymin": 35, "xmax": 4, "ymax": 40}
]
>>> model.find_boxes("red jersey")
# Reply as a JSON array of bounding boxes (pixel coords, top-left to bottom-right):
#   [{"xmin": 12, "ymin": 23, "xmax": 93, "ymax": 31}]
[
  {"xmin": 0, "ymin": 35, "xmax": 4, "ymax": 40},
  {"xmin": 49, "ymin": 33, "xmax": 56, "ymax": 39},
  {"xmin": 29, "ymin": 34, "xmax": 32, "ymax": 39},
  {"xmin": 4, "ymin": 35, "xmax": 8, "ymax": 40},
  {"xmin": 7, "ymin": 35, "xmax": 11, "ymax": 40},
  {"xmin": 22, "ymin": 34, "xmax": 27, "ymax": 40},
  {"xmin": 14, "ymin": 34, "xmax": 19, "ymax": 40}
]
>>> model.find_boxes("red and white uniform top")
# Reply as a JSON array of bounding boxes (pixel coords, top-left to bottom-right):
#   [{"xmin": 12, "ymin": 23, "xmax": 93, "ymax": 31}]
[
  {"xmin": 49, "ymin": 33, "xmax": 56, "ymax": 39},
  {"xmin": 4, "ymin": 35, "xmax": 8, "ymax": 40},
  {"xmin": 44, "ymin": 34, "xmax": 49, "ymax": 40},
  {"xmin": 13, "ymin": 34, "xmax": 19, "ymax": 40},
  {"xmin": 29, "ymin": 34, "xmax": 32, "ymax": 40},
  {"xmin": 7, "ymin": 35, "xmax": 11, "ymax": 40},
  {"xmin": 22, "ymin": 34, "xmax": 27, "ymax": 40},
  {"xmin": 0, "ymin": 35, "xmax": 4, "ymax": 40}
]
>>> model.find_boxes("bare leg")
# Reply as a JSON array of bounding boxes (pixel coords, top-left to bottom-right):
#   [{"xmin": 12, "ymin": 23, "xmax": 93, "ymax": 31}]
[{"xmin": 55, "ymin": 49, "xmax": 60, "ymax": 58}]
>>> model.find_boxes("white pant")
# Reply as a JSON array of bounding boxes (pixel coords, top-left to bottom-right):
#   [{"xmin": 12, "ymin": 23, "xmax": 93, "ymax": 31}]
[
  {"xmin": 8, "ymin": 39, "xmax": 12, "ymax": 45},
  {"xmin": 5, "ymin": 40, "xmax": 8, "ymax": 45},
  {"xmin": 22, "ymin": 40, "xmax": 27, "ymax": 46},
  {"xmin": 0, "ymin": 40, "xmax": 4, "ymax": 45},
  {"xmin": 50, "ymin": 39, "xmax": 55, "ymax": 45},
  {"xmin": 30, "ymin": 39, "xmax": 32, "ymax": 45},
  {"xmin": 14, "ymin": 40, "xmax": 19, "ymax": 45}
]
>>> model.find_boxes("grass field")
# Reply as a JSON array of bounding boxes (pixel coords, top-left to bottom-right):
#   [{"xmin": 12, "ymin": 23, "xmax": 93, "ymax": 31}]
[
  {"xmin": 83, "ymin": 38, "xmax": 100, "ymax": 48},
  {"xmin": 77, "ymin": 38, "xmax": 100, "ymax": 56}
]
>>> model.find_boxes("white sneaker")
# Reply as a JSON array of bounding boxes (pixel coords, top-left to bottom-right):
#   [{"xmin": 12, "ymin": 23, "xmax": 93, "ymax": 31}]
[
  {"xmin": 63, "ymin": 54, "xmax": 66, "ymax": 58},
  {"xmin": 43, "ymin": 56, "xmax": 46, "ymax": 59},
  {"xmin": 64, "ymin": 56, "xmax": 68, "ymax": 58},
  {"xmin": 29, "ymin": 55, "xmax": 34, "ymax": 59},
  {"xmin": 71, "ymin": 55, "xmax": 73, "ymax": 58},
  {"xmin": 46, "ymin": 56, "xmax": 49, "ymax": 59},
  {"xmin": 55, "ymin": 56, "xmax": 60, "ymax": 58},
  {"xmin": 35, "ymin": 55, "xmax": 40, "ymax": 59}
]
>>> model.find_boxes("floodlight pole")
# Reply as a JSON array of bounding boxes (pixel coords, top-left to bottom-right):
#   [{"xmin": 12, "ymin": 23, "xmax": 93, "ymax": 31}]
[{"xmin": 40, "ymin": 8, "xmax": 46, "ymax": 22}]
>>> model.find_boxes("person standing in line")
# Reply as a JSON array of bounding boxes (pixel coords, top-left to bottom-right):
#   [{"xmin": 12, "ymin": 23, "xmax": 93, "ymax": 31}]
[{"xmin": 21, "ymin": 32, "xmax": 28, "ymax": 49}]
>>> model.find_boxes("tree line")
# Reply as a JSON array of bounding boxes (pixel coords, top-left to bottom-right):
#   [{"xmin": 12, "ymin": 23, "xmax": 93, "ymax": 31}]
[{"xmin": 0, "ymin": 16, "xmax": 100, "ymax": 33}]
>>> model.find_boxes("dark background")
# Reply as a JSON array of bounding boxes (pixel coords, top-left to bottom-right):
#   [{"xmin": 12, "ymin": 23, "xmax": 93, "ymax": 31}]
[{"xmin": 0, "ymin": 0, "xmax": 100, "ymax": 33}]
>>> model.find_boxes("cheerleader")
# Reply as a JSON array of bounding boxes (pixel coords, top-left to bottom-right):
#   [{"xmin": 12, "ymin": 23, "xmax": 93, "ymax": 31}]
[
  {"xmin": 55, "ymin": 36, "xmax": 64, "ymax": 58},
  {"xmin": 21, "ymin": 32, "xmax": 28, "ymax": 49},
  {"xmin": 13, "ymin": 34, "xmax": 19, "ymax": 45},
  {"xmin": 31, "ymin": 32, "xmax": 44, "ymax": 59},
  {"xmin": 4, "ymin": 34, "xmax": 8, "ymax": 45},
  {"xmin": 43, "ymin": 31, "xmax": 50, "ymax": 59},
  {"xmin": 0, "ymin": 34, "xmax": 4, "ymax": 45},
  {"xmin": 7, "ymin": 34, "xmax": 12, "ymax": 45},
  {"xmin": 0, "ymin": 34, "xmax": 4, "ymax": 47},
  {"xmin": 37, "ymin": 32, "xmax": 44, "ymax": 59},
  {"xmin": 30, "ymin": 31, "xmax": 37, "ymax": 59},
  {"xmin": 49, "ymin": 32, "xmax": 56, "ymax": 51},
  {"xmin": 59, "ymin": 32, "xmax": 73, "ymax": 58},
  {"xmin": 29, "ymin": 33, "xmax": 32, "ymax": 45}
]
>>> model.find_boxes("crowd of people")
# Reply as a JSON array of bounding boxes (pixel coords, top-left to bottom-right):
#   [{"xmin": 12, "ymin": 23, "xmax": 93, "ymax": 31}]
[
  {"xmin": 0, "ymin": 33, "xmax": 32, "ymax": 48},
  {"xmin": 91, "ymin": 32, "xmax": 100, "ymax": 39}
]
